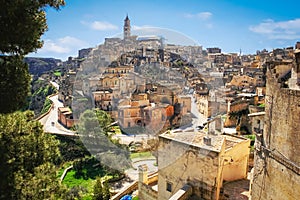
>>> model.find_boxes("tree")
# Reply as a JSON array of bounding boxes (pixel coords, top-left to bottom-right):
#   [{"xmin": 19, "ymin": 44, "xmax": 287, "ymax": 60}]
[
  {"xmin": 0, "ymin": 56, "xmax": 31, "ymax": 113},
  {"xmin": 103, "ymin": 181, "xmax": 111, "ymax": 200},
  {"xmin": 0, "ymin": 0, "xmax": 65, "ymax": 55},
  {"xmin": 94, "ymin": 108, "xmax": 112, "ymax": 134},
  {"xmin": 0, "ymin": 0, "xmax": 65, "ymax": 113},
  {"xmin": 93, "ymin": 178, "xmax": 110, "ymax": 200},
  {"xmin": 93, "ymin": 177, "xmax": 104, "ymax": 200},
  {"xmin": 0, "ymin": 111, "xmax": 66, "ymax": 199},
  {"xmin": 77, "ymin": 109, "xmax": 131, "ymax": 171}
]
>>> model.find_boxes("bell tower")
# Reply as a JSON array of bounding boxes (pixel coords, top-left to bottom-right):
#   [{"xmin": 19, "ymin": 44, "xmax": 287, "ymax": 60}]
[{"xmin": 123, "ymin": 14, "xmax": 131, "ymax": 40}]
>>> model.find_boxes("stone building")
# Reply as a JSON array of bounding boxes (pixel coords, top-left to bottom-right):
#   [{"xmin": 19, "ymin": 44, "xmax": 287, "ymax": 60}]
[
  {"xmin": 251, "ymin": 49, "xmax": 300, "ymax": 200},
  {"xmin": 195, "ymin": 88, "xmax": 227, "ymax": 119},
  {"xmin": 123, "ymin": 15, "xmax": 131, "ymax": 40},
  {"xmin": 226, "ymin": 75, "xmax": 257, "ymax": 90},
  {"xmin": 137, "ymin": 130, "xmax": 250, "ymax": 200},
  {"xmin": 57, "ymin": 107, "xmax": 76, "ymax": 128},
  {"xmin": 117, "ymin": 100, "xmax": 174, "ymax": 131}
]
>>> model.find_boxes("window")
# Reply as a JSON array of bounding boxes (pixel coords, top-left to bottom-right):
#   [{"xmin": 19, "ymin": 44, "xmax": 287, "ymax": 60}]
[
  {"xmin": 128, "ymin": 122, "xmax": 131, "ymax": 127},
  {"xmin": 166, "ymin": 182, "xmax": 172, "ymax": 192}
]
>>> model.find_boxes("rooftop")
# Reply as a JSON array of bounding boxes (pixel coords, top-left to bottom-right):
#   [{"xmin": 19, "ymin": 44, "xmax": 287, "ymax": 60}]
[
  {"xmin": 58, "ymin": 107, "xmax": 71, "ymax": 112},
  {"xmin": 160, "ymin": 130, "xmax": 247, "ymax": 152}
]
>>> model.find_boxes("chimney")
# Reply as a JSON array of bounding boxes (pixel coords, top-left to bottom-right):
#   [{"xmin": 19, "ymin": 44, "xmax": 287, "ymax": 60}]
[{"xmin": 203, "ymin": 136, "xmax": 212, "ymax": 146}]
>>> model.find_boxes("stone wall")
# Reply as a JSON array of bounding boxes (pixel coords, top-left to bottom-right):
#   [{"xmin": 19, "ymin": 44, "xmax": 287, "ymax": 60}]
[
  {"xmin": 157, "ymin": 137, "xmax": 221, "ymax": 200},
  {"xmin": 139, "ymin": 183, "xmax": 158, "ymax": 200},
  {"xmin": 251, "ymin": 63, "xmax": 300, "ymax": 200}
]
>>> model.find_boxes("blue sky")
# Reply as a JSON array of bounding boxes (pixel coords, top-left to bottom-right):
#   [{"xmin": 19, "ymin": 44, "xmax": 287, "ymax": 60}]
[{"xmin": 29, "ymin": 0, "xmax": 300, "ymax": 60}]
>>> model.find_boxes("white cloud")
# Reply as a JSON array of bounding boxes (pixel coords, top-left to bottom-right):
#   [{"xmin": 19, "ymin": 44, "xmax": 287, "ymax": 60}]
[
  {"xmin": 41, "ymin": 39, "xmax": 69, "ymax": 54},
  {"xmin": 132, "ymin": 25, "xmax": 154, "ymax": 30},
  {"xmin": 196, "ymin": 12, "xmax": 213, "ymax": 20},
  {"xmin": 39, "ymin": 36, "xmax": 89, "ymax": 54},
  {"xmin": 81, "ymin": 20, "xmax": 118, "ymax": 31},
  {"xmin": 249, "ymin": 18, "xmax": 300, "ymax": 40},
  {"xmin": 184, "ymin": 12, "xmax": 212, "ymax": 20}
]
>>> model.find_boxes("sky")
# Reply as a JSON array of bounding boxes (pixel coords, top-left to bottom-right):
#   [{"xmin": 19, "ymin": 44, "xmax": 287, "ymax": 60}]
[{"xmin": 29, "ymin": 0, "xmax": 300, "ymax": 61}]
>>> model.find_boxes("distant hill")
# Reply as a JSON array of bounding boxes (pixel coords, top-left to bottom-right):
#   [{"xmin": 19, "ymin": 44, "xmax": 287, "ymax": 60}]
[{"xmin": 24, "ymin": 57, "xmax": 62, "ymax": 76}]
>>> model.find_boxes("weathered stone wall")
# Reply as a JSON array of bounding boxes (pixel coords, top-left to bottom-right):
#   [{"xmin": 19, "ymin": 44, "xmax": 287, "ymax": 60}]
[
  {"xmin": 264, "ymin": 71, "xmax": 300, "ymax": 165},
  {"xmin": 251, "ymin": 64, "xmax": 300, "ymax": 200},
  {"xmin": 139, "ymin": 183, "xmax": 158, "ymax": 200},
  {"xmin": 157, "ymin": 137, "xmax": 221, "ymax": 200}
]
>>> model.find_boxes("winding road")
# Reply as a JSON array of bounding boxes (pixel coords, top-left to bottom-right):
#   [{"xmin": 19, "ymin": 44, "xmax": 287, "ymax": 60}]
[{"xmin": 38, "ymin": 81, "xmax": 75, "ymax": 136}]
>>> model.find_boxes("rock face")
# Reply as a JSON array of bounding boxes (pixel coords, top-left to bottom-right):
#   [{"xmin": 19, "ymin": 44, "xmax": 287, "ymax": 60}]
[
  {"xmin": 24, "ymin": 57, "xmax": 61, "ymax": 76},
  {"xmin": 27, "ymin": 78, "xmax": 57, "ymax": 116}
]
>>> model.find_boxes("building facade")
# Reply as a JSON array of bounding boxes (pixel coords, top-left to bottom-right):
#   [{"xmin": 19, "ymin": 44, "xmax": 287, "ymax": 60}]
[
  {"xmin": 251, "ymin": 50, "xmax": 300, "ymax": 200},
  {"xmin": 155, "ymin": 130, "xmax": 250, "ymax": 200}
]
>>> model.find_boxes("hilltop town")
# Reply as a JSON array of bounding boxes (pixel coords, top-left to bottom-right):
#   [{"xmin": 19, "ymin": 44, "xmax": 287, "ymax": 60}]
[{"xmin": 29, "ymin": 16, "xmax": 300, "ymax": 200}]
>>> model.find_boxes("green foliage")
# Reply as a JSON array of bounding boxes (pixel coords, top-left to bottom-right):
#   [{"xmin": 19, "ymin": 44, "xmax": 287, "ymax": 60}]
[
  {"xmin": 94, "ymin": 109, "xmax": 112, "ymax": 133},
  {"xmin": 54, "ymin": 70, "xmax": 62, "ymax": 76},
  {"xmin": 0, "ymin": 0, "xmax": 64, "ymax": 113},
  {"xmin": 245, "ymin": 134, "xmax": 256, "ymax": 141},
  {"xmin": 0, "ymin": 111, "xmax": 66, "ymax": 199},
  {"xmin": 130, "ymin": 151, "xmax": 153, "ymax": 159},
  {"xmin": 61, "ymin": 157, "xmax": 119, "ymax": 199},
  {"xmin": 0, "ymin": 0, "xmax": 65, "ymax": 55},
  {"xmin": 63, "ymin": 157, "xmax": 105, "ymax": 187},
  {"xmin": 55, "ymin": 135, "xmax": 91, "ymax": 162},
  {"xmin": 258, "ymin": 103, "xmax": 265, "ymax": 108},
  {"xmin": 92, "ymin": 177, "xmax": 110, "ymax": 200},
  {"xmin": 102, "ymin": 181, "xmax": 111, "ymax": 200},
  {"xmin": 65, "ymin": 185, "xmax": 87, "ymax": 200},
  {"xmin": 93, "ymin": 177, "xmax": 103, "ymax": 200},
  {"xmin": 41, "ymin": 97, "xmax": 52, "ymax": 114},
  {"xmin": 14, "ymin": 162, "xmax": 67, "ymax": 200},
  {"xmin": 77, "ymin": 109, "xmax": 131, "ymax": 171},
  {"xmin": 0, "ymin": 56, "xmax": 31, "ymax": 113},
  {"xmin": 28, "ymin": 78, "xmax": 57, "ymax": 115}
]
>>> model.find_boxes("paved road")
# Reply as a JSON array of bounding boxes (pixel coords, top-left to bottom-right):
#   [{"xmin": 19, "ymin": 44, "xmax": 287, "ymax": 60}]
[
  {"xmin": 174, "ymin": 94, "xmax": 207, "ymax": 131},
  {"xmin": 38, "ymin": 81, "xmax": 75, "ymax": 136},
  {"xmin": 39, "ymin": 94, "xmax": 75, "ymax": 136}
]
